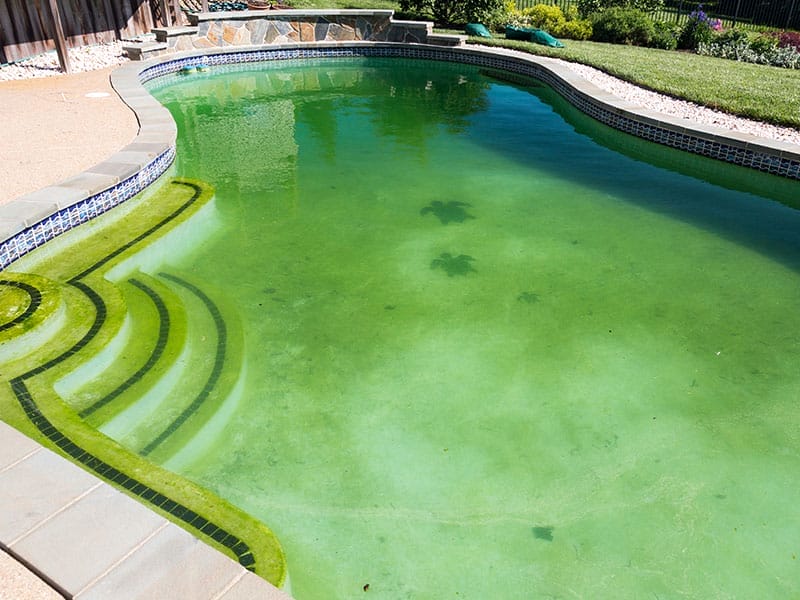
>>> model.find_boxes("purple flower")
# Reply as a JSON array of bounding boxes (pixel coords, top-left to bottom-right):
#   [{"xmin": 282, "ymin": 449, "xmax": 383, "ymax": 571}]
[{"xmin": 690, "ymin": 4, "xmax": 708, "ymax": 22}]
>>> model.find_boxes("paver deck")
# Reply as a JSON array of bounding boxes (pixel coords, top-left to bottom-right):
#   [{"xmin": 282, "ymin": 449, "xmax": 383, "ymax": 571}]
[{"xmin": 0, "ymin": 421, "xmax": 291, "ymax": 599}]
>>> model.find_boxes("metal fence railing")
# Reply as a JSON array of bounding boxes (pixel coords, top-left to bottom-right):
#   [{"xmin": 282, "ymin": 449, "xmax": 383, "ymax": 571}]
[{"xmin": 513, "ymin": 0, "xmax": 800, "ymax": 31}]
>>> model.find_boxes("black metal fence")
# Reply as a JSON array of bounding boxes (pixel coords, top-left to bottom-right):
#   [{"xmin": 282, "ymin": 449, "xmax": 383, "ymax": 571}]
[{"xmin": 515, "ymin": 0, "xmax": 800, "ymax": 30}]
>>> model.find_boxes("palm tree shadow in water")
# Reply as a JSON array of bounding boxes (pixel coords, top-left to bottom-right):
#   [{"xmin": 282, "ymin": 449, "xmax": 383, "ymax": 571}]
[
  {"xmin": 430, "ymin": 253, "xmax": 477, "ymax": 277},
  {"xmin": 420, "ymin": 201, "xmax": 476, "ymax": 225}
]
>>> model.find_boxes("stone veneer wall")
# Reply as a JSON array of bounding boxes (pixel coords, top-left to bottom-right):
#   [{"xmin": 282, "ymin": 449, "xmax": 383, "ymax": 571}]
[{"xmin": 158, "ymin": 10, "xmax": 431, "ymax": 53}]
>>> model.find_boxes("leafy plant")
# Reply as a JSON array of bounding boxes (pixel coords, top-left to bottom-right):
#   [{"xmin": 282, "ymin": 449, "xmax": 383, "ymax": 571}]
[
  {"xmin": 677, "ymin": 5, "xmax": 719, "ymax": 50},
  {"xmin": 523, "ymin": 3, "xmax": 564, "ymax": 32},
  {"xmin": 698, "ymin": 31, "xmax": 800, "ymax": 69},
  {"xmin": 776, "ymin": 30, "xmax": 800, "ymax": 52},
  {"xmin": 649, "ymin": 20, "xmax": 679, "ymax": 50},
  {"xmin": 748, "ymin": 32, "xmax": 779, "ymax": 53},
  {"xmin": 591, "ymin": 7, "xmax": 654, "ymax": 46},
  {"xmin": 559, "ymin": 18, "xmax": 593, "ymax": 40},
  {"xmin": 399, "ymin": 0, "xmax": 502, "ymax": 26},
  {"xmin": 506, "ymin": 2, "xmax": 593, "ymax": 40},
  {"xmin": 575, "ymin": 0, "xmax": 663, "ymax": 19}
]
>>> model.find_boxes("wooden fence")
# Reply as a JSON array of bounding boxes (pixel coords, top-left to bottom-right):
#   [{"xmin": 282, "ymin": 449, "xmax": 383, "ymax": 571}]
[
  {"xmin": 0, "ymin": 0, "xmax": 199, "ymax": 65},
  {"xmin": 514, "ymin": 0, "xmax": 800, "ymax": 30}
]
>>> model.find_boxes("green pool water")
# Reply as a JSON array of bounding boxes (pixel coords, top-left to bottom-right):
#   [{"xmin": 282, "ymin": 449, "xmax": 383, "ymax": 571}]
[{"xmin": 51, "ymin": 58, "xmax": 800, "ymax": 597}]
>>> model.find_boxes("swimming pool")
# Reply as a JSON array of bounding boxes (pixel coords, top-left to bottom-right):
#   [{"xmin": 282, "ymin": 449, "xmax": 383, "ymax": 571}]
[{"xmin": 3, "ymin": 49, "xmax": 799, "ymax": 599}]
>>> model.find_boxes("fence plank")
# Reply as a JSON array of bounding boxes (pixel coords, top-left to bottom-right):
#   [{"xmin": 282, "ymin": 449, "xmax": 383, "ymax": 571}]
[
  {"xmin": 1, "ymin": 0, "xmax": 163, "ymax": 63},
  {"xmin": 0, "ymin": 3, "xmax": 16, "ymax": 62},
  {"xmin": 46, "ymin": 0, "xmax": 70, "ymax": 72}
]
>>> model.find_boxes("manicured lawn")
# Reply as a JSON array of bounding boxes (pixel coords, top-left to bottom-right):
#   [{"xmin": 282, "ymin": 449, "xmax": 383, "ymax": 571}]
[{"xmin": 461, "ymin": 36, "xmax": 800, "ymax": 128}]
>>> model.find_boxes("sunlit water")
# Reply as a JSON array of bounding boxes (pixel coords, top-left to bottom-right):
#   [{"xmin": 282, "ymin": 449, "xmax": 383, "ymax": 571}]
[{"xmin": 134, "ymin": 58, "xmax": 800, "ymax": 598}]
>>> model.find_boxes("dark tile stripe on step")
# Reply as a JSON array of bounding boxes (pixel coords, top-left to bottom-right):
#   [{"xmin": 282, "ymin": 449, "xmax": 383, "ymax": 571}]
[
  {"xmin": 79, "ymin": 278, "xmax": 171, "ymax": 418},
  {"xmin": 140, "ymin": 272, "xmax": 227, "ymax": 456},
  {"xmin": 0, "ymin": 279, "xmax": 42, "ymax": 332}
]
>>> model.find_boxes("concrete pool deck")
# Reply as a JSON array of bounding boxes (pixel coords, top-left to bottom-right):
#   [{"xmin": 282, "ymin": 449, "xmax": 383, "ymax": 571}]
[
  {"xmin": 0, "ymin": 422, "xmax": 291, "ymax": 599},
  {"xmin": 0, "ymin": 67, "xmax": 138, "ymax": 206}
]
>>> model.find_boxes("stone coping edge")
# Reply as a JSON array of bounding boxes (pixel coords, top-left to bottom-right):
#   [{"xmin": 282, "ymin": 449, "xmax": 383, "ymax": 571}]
[
  {"xmin": 192, "ymin": 8, "xmax": 395, "ymax": 23},
  {"xmin": 0, "ymin": 420, "xmax": 292, "ymax": 599}
]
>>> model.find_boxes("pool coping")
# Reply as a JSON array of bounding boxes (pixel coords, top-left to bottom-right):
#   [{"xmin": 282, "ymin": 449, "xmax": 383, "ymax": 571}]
[
  {"xmin": 0, "ymin": 421, "xmax": 292, "ymax": 599},
  {"xmin": 1, "ymin": 40, "xmax": 799, "ymax": 598}
]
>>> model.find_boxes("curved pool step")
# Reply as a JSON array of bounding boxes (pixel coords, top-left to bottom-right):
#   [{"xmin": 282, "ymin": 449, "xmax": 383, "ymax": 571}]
[
  {"xmin": 0, "ymin": 274, "xmax": 67, "ymax": 365},
  {"xmin": 3, "ymin": 179, "xmax": 288, "ymax": 585},
  {"xmin": 108, "ymin": 269, "xmax": 245, "ymax": 466},
  {"xmin": 60, "ymin": 272, "xmax": 190, "ymax": 428},
  {"xmin": 0, "ymin": 273, "xmax": 129, "ymax": 391}
]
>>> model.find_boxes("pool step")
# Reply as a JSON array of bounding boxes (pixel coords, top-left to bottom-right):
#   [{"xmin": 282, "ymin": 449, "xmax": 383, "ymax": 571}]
[
  {"xmin": 0, "ymin": 274, "xmax": 129, "ymax": 388},
  {"xmin": 99, "ymin": 270, "xmax": 245, "ymax": 466},
  {"xmin": 122, "ymin": 40, "xmax": 170, "ymax": 61},
  {"xmin": 58, "ymin": 273, "xmax": 189, "ymax": 428},
  {"xmin": 0, "ymin": 274, "xmax": 67, "ymax": 365},
  {"xmin": 426, "ymin": 33, "xmax": 467, "ymax": 47}
]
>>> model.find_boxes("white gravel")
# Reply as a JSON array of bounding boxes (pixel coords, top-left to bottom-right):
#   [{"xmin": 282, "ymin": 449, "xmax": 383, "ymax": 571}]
[
  {"xmin": 555, "ymin": 58, "xmax": 800, "ymax": 146},
  {"xmin": 1, "ymin": 41, "xmax": 798, "ymax": 145},
  {"xmin": 0, "ymin": 41, "xmax": 129, "ymax": 81}
]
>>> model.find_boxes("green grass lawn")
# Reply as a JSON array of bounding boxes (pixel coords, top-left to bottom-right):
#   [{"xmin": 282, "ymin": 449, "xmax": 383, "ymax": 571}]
[
  {"xmin": 283, "ymin": 0, "xmax": 799, "ymax": 129},
  {"xmin": 467, "ymin": 37, "xmax": 800, "ymax": 129}
]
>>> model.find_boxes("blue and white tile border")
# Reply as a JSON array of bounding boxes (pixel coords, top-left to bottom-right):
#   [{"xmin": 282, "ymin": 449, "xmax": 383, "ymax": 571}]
[{"xmin": 2, "ymin": 41, "xmax": 798, "ymax": 271}]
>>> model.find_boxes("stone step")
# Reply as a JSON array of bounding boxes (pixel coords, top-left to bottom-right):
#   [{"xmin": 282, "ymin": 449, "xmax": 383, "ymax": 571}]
[
  {"xmin": 426, "ymin": 33, "xmax": 467, "ymax": 47},
  {"xmin": 122, "ymin": 41, "xmax": 169, "ymax": 61},
  {"xmin": 152, "ymin": 26, "xmax": 199, "ymax": 43}
]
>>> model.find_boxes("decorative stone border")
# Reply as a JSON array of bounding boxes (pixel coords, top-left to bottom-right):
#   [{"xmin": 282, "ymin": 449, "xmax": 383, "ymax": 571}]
[
  {"xmin": 186, "ymin": 9, "xmax": 431, "ymax": 47},
  {"xmin": 125, "ymin": 10, "xmax": 449, "ymax": 60}
]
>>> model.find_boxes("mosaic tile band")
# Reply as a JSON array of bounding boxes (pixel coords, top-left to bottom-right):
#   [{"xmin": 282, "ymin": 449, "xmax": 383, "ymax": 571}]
[
  {"xmin": 0, "ymin": 148, "xmax": 176, "ymax": 270},
  {"xmin": 3, "ymin": 43, "xmax": 797, "ymax": 273}
]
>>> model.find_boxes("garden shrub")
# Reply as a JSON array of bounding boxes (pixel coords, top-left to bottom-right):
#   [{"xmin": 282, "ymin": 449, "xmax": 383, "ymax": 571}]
[
  {"xmin": 649, "ymin": 20, "xmax": 679, "ymax": 50},
  {"xmin": 486, "ymin": 1, "xmax": 516, "ymax": 30},
  {"xmin": 559, "ymin": 17, "xmax": 593, "ymax": 40},
  {"xmin": 748, "ymin": 32, "xmax": 779, "ymax": 53},
  {"xmin": 677, "ymin": 5, "xmax": 720, "ymax": 50},
  {"xmin": 697, "ymin": 28, "xmax": 800, "ymax": 69},
  {"xmin": 768, "ymin": 45, "xmax": 800, "ymax": 68},
  {"xmin": 521, "ymin": 4, "xmax": 564, "ymax": 33},
  {"xmin": 505, "ymin": 2, "xmax": 592, "ymax": 40},
  {"xmin": 399, "ymin": 0, "xmax": 502, "ymax": 26},
  {"xmin": 591, "ymin": 7, "xmax": 654, "ymax": 45},
  {"xmin": 576, "ymin": 0, "xmax": 663, "ymax": 19},
  {"xmin": 776, "ymin": 30, "xmax": 800, "ymax": 52}
]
